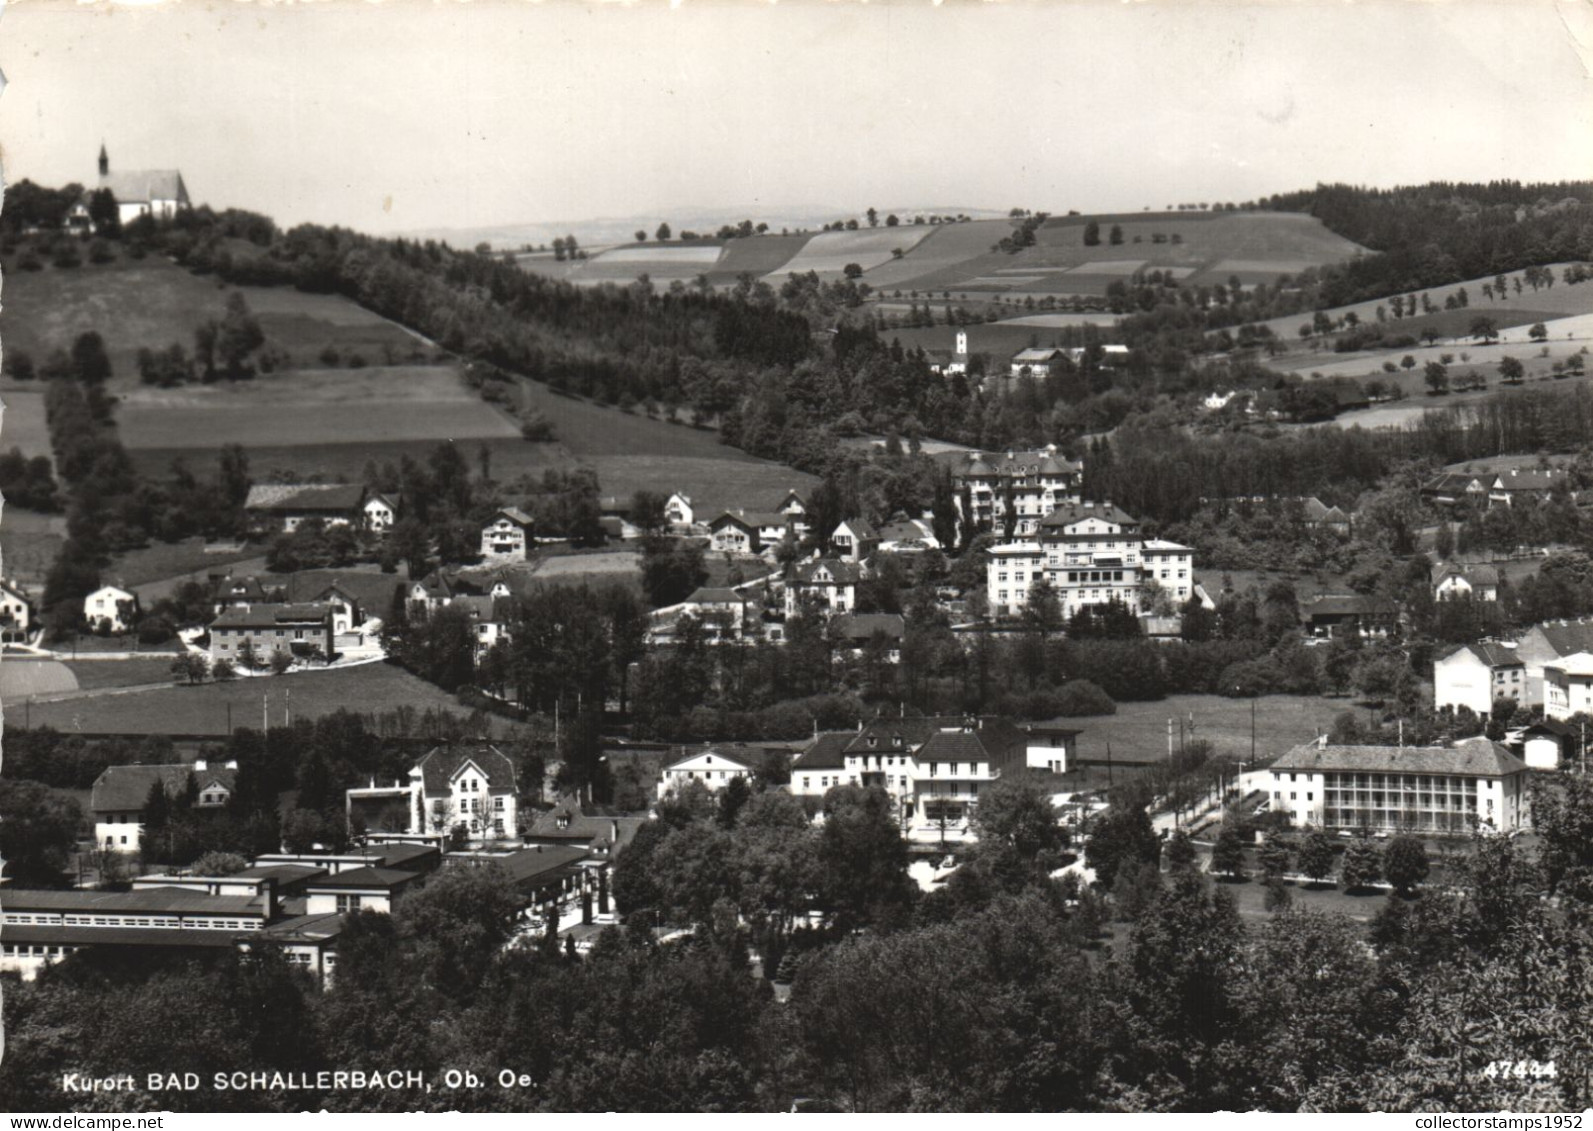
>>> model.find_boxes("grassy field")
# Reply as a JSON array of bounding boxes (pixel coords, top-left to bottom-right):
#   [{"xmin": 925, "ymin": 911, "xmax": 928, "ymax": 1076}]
[
  {"xmin": 767, "ymin": 227, "xmax": 934, "ymax": 279},
  {"xmin": 881, "ymin": 211, "xmax": 1365, "ymax": 297},
  {"xmin": 0, "ymin": 258, "xmax": 421, "ymax": 393},
  {"xmin": 105, "ymin": 537, "xmax": 265, "ymax": 588},
  {"xmin": 707, "ymin": 234, "xmax": 812, "ymax": 283},
  {"xmin": 20, "ymin": 661, "xmax": 473, "ymax": 735},
  {"xmin": 859, "ymin": 221, "xmax": 1014, "ymax": 290},
  {"xmin": 1066, "ymin": 692, "xmax": 1351, "ymax": 767},
  {"xmin": 64, "ymin": 658, "xmax": 181, "ymax": 690},
  {"xmin": 0, "ymin": 507, "xmax": 67, "ymax": 587},
  {"xmin": 1, "ymin": 387, "xmax": 52, "ymax": 459},
  {"xmin": 0, "ymin": 659, "xmax": 79, "ymax": 698},
  {"xmin": 117, "ymin": 365, "xmax": 519, "ymax": 451}
]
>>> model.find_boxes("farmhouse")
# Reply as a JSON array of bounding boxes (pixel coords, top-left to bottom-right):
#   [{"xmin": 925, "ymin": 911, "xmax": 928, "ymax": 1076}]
[
  {"xmin": 1489, "ymin": 468, "xmax": 1568, "ymax": 508},
  {"xmin": 654, "ymin": 587, "xmax": 760, "ymax": 643},
  {"xmin": 1433, "ymin": 641, "xmax": 1524, "ymax": 716},
  {"xmin": 656, "ymin": 747, "xmax": 760, "ymax": 799},
  {"xmin": 786, "ymin": 559, "xmax": 864, "ymax": 618},
  {"xmin": 244, "ymin": 483, "xmax": 369, "ymax": 534},
  {"xmin": 84, "ymin": 584, "xmax": 138, "ymax": 634},
  {"xmin": 208, "ymin": 603, "xmax": 336, "ymax": 666},
  {"xmin": 1420, "ymin": 471, "xmax": 1488, "ymax": 508},
  {"xmin": 1267, "ymin": 736, "xmax": 1529, "ymax": 834},
  {"xmin": 665, "ymin": 492, "xmax": 695, "ymax": 532},
  {"xmin": 480, "ymin": 507, "xmax": 535, "ymax": 561},
  {"xmin": 834, "ymin": 612, "xmax": 906, "ymax": 662},
  {"xmin": 0, "ymin": 580, "xmax": 34, "ymax": 641},
  {"xmin": 364, "ymin": 492, "xmax": 400, "ymax": 533},
  {"xmin": 876, "ymin": 518, "xmax": 939, "ymax": 554},
  {"xmin": 345, "ymin": 743, "xmax": 520, "ymax": 841},
  {"xmin": 90, "ymin": 759, "xmax": 237, "ymax": 852},
  {"xmin": 1009, "ymin": 347, "xmax": 1066, "ymax": 378}
]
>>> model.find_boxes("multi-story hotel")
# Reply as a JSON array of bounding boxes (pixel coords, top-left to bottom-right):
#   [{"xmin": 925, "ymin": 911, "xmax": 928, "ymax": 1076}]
[
  {"xmin": 986, "ymin": 501, "xmax": 1194, "ymax": 619},
  {"xmin": 940, "ymin": 445, "xmax": 1084, "ymax": 537}
]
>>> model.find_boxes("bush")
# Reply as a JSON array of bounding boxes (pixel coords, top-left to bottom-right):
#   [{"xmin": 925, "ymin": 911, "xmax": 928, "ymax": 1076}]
[
  {"xmin": 1054, "ymin": 679, "xmax": 1116, "ymax": 716},
  {"xmin": 137, "ymin": 616, "xmax": 175, "ymax": 645}
]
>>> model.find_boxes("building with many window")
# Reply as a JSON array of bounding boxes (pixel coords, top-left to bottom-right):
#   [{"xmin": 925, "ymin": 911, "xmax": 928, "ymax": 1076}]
[
  {"xmin": 986, "ymin": 501, "xmax": 1192, "ymax": 619},
  {"xmin": 1267, "ymin": 736, "xmax": 1529, "ymax": 834},
  {"xmin": 1544, "ymin": 652, "xmax": 1593, "ymax": 721},
  {"xmin": 344, "ymin": 743, "xmax": 520, "ymax": 841},
  {"xmin": 90, "ymin": 760, "xmax": 237, "ymax": 852},
  {"xmin": 939, "ymin": 445, "xmax": 1084, "ymax": 538},
  {"xmin": 1433, "ymin": 641, "xmax": 1525, "ymax": 716}
]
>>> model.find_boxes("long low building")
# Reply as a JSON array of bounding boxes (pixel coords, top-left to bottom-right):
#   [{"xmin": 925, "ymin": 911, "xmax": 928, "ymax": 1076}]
[{"xmin": 1267, "ymin": 736, "xmax": 1529, "ymax": 834}]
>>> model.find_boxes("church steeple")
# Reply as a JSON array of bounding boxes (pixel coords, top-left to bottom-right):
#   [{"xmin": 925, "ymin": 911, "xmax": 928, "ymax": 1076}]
[{"xmin": 98, "ymin": 143, "xmax": 108, "ymax": 178}]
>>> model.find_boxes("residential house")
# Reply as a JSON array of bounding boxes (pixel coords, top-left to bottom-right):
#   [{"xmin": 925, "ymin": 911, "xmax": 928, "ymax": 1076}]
[
  {"xmin": 830, "ymin": 517, "xmax": 880, "ymax": 562},
  {"xmin": 939, "ymin": 445, "xmax": 1084, "ymax": 537},
  {"xmin": 452, "ymin": 593, "xmax": 511, "ymax": 660},
  {"xmin": 773, "ymin": 490, "xmax": 811, "ymax": 536},
  {"xmin": 208, "ymin": 602, "xmax": 335, "ymax": 665},
  {"xmin": 480, "ymin": 507, "xmax": 535, "ymax": 562},
  {"xmin": 597, "ymin": 497, "xmax": 645, "ymax": 541},
  {"xmin": 1299, "ymin": 594, "xmax": 1398, "ymax": 641},
  {"xmin": 1433, "ymin": 561, "xmax": 1500, "ymax": 602},
  {"xmin": 364, "ymin": 492, "xmax": 399, "ymax": 533},
  {"xmin": 1512, "ymin": 618, "xmax": 1593, "ymax": 706},
  {"xmin": 83, "ymin": 584, "xmax": 138, "ymax": 634},
  {"xmin": 659, "ymin": 587, "xmax": 758, "ymax": 643},
  {"xmin": 1300, "ymin": 497, "xmax": 1353, "ymax": 535},
  {"xmin": 834, "ymin": 613, "xmax": 906, "ymax": 663},
  {"xmin": 785, "ymin": 559, "xmax": 864, "ymax": 618},
  {"xmin": 709, "ymin": 510, "xmax": 789, "ymax": 555},
  {"xmin": 657, "ymin": 747, "xmax": 759, "ymax": 799},
  {"xmin": 244, "ymin": 483, "xmax": 369, "ymax": 534},
  {"xmin": 90, "ymin": 760, "xmax": 237, "ymax": 852},
  {"xmin": 0, "ymin": 580, "xmax": 33, "ymax": 641},
  {"xmin": 986, "ymin": 501, "xmax": 1193, "ymax": 619},
  {"xmin": 1022, "ymin": 720, "xmax": 1081, "ymax": 774},
  {"xmin": 1433, "ymin": 641, "xmax": 1525, "ymax": 716},
  {"xmin": 1267, "ymin": 736, "xmax": 1530, "ymax": 834},
  {"xmin": 212, "ymin": 574, "xmax": 275, "ymax": 615},
  {"xmin": 1544, "ymin": 652, "xmax": 1593, "ymax": 721},
  {"xmin": 665, "ymin": 492, "xmax": 695, "ymax": 533},
  {"xmin": 344, "ymin": 743, "xmax": 520, "ymax": 841}
]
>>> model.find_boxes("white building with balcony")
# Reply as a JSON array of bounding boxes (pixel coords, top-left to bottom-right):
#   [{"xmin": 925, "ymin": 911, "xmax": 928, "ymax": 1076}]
[
  {"xmin": 939, "ymin": 445, "xmax": 1084, "ymax": 538},
  {"xmin": 987, "ymin": 501, "xmax": 1192, "ymax": 619}
]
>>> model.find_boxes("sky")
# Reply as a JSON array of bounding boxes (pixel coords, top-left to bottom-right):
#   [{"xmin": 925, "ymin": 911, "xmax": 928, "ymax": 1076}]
[{"xmin": 2, "ymin": 0, "xmax": 1591, "ymax": 237}]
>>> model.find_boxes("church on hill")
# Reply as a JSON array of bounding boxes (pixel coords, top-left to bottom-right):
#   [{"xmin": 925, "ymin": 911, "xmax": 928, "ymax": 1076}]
[{"xmin": 74, "ymin": 143, "xmax": 191, "ymax": 229}]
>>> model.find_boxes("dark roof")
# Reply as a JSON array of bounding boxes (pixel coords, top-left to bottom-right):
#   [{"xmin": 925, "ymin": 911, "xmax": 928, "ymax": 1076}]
[
  {"xmin": 1024, "ymin": 719, "xmax": 1085, "ymax": 737},
  {"xmin": 1422, "ymin": 471, "xmax": 1486, "ymax": 495},
  {"xmin": 1271, "ymin": 737, "xmax": 1527, "ymax": 778},
  {"xmin": 211, "ymin": 603, "xmax": 333, "ymax": 629},
  {"xmin": 834, "ymin": 518, "xmax": 880, "ymax": 541},
  {"xmin": 793, "ymin": 732, "xmax": 855, "ymax": 772},
  {"xmin": 878, "ymin": 519, "xmax": 932, "ymax": 543},
  {"xmin": 1526, "ymin": 619, "xmax": 1593, "ymax": 656},
  {"xmin": 90, "ymin": 764, "xmax": 235, "ymax": 814},
  {"xmin": 916, "ymin": 719, "xmax": 1029, "ymax": 773},
  {"xmin": 936, "ymin": 447, "xmax": 1082, "ymax": 479},
  {"xmin": 1, "ymin": 924, "xmax": 243, "ymax": 949},
  {"xmin": 1433, "ymin": 561, "xmax": 1500, "ymax": 587},
  {"xmin": 258, "ymin": 912, "xmax": 346, "ymax": 944},
  {"xmin": 214, "ymin": 575, "xmax": 273, "ymax": 604},
  {"xmin": 3, "ymin": 887, "xmax": 265, "ymax": 915},
  {"xmin": 488, "ymin": 506, "xmax": 534, "ymax": 527},
  {"xmin": 411, "ymin": 571, "xmax": 456, "ymax": 600},
  {"xmin": 523, "ymin": 810, "xmax": 643, "ymax": 853},
  {"xmin": 1494, "ymin": 469, "xmax": 1563, "ymax": 492},
  {"xmin": 1038, "ymin": 502, "xmax": 1139, "ymax": 529},
  {"xmin": 234, "ymin": 864, "xmax": 327, "ymax": 884},
  {"xmin": 497, "ymin": 845, "xmax": 590, "ymax": 883},
  {"xmin": 415, "ymin": 744, "xmax": 518, "ymax": 795},
  {"xmin": 365, "ymin": 843, "xmax": 441, "ymax": 871},
  {"xmin": 1451, "ymin": 641, "xmax": 1523, "ymax": 668},
  {"xmin": 304, "ymin": 866, "xmax": 418, "ymax": 891},
  {"xmin": 834, "ymin": 613, "xmax": 906, "ymax": 642},
  {"xmin": 1523, "ymin": 718, "xmax": 1575, "ymax": 738},
  {"xmin": 712, "ymin": 510, "xmax": 787, "ymax": 530},
  {"xmin": 282, "ymin": 571, "xmax": 404, "ymax": 613},
  {"xmin": 1301, "ymin": 594, "xmax": 1396, "ymax": 619}
]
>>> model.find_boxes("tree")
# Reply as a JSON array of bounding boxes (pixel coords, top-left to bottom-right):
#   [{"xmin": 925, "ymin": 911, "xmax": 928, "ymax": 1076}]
[
  {"xmin": 70, "ymin": 331, "xmax": 113, "ymax": 385},
  {"xmin": 1210, "ymin": 824, "xmax": 1247, "ymax": 879},
  {"xmin": 655, "ymin": 222, "xmax": 671, "ymax": 242},
  {"xmin": 1084, "ymin": 804, "xmax": 1159, "ymax": 890},
  {"xmin": 1382, "ymin": 834, "xmax": 1430, "ymax": 897},
  {"xmin": 269, "ymin": 648, "xmax": 295, "ymax": 675},
  {"xmin": 817, "ymin": 785, "xmax": 914, "ymax": 931},
  {"xmin": 1497, "ymin": 355, "xmax": 1525, "ymax": 384},
  {"xmin": 634, "ymin": 229, "xmax": 647, "ymax": 243},
  {"xmin": 216, "ymin": 292, "xmax": 266, "ymax": 377},
  {"xmin": 971, "ymin": 774, "xmax": 1069, "ymax": 882},
  {"xmin": 1424, "ymin": 359, "xmax": 1449, "ymax": 394},
  {"xmin": 170, "ymin": 652, "xmax": 210, "ymax": 685},
  {"xmin": 1400, "ymin": 354, "xmax": 1417, "ymax": 371},
  {"xmin": 395, "ymin": 862, "xmax": 524, "ymax": 1001},
  {"xmin": 639, "ymin": 536, "xmax": 707, "ymax": 608},
  {"xmin": 1258, "ymin": 835, "xmax": 1292, "ymax": 884},
  {"xmin": 843, "ymin": 262, "xmax": 864, "ymax": 281},
  {"xmin": 193, "ymin": 850, "xmax": 250, "ymax": 876},
  {"xmin": 1340, "ymin": 839, "xmax": 1382, "ymax": 893},
  {"xmin": 866, "ymin": 207, "xmax": 879, "ymax": 228},
  {"xmin": 0, "ymin": 780, "xmax": 82, "ymax": 886},
  {"xmin": 212, "ymin": 657, "xmax": 238, "ymax": 682},
  {"xmin": 1108, "ymin": 224, "xmax": 1124, "ymax": 246},
  {"xmin": 629, "ymin": 490, "xmax": 669, "ymax": 536},
  {"xmin": 1469, "ymin": 315, "xmax": 1500, "ymax": 344},
  {"xmin": 1165, "ymin": 828, "xmax": 1196, "ymax": 872},
  {"xmin": 1297, "ymin": 829, "xmax": 1335, "ymax": 887},
  {"xmin": 1083, "ymin": 221, "xmax": 1101, "ymax": 247}
]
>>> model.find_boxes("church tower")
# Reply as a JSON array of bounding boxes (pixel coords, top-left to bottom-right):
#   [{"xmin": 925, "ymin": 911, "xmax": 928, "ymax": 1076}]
[
  {"xmin": 98, "ymin": 143, "xmax": 109, "ymax": 178},
  {"xmin": 955, "ymin": 330, "xmax": 968, "ymax": 356}
]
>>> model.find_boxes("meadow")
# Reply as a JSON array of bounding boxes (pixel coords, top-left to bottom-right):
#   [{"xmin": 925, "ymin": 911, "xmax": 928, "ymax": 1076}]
[
  {"xmin": 0, "ymin": 507, "xmax": 67, "ymax": 587},
  {"xmin": 1, "ymin": 387, "xmax": 52, "ymax": 459},
  {"xmin": 19, "ymin": 660, "xmax": 476, "ymax": 735},
  {"xmin": 766, "ymin": 227, "xmax": 933, "ymax": 279},
  {"xmin": 0, "ymin": 256, "xmax": 423, "ymax": 392},
  {"xmin": 116, "ymin": 365, "xmax": 521, "ymax": 451}
]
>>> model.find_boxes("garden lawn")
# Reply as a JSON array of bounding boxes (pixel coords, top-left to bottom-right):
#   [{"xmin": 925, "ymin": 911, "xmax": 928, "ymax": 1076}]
[
  {"xmin": 20, "ymin": 661, "xmax": 474, "ymax": 735},
  {"xmin": 63, "ymin": 658, "xmax": 185, "ymax": 691}
]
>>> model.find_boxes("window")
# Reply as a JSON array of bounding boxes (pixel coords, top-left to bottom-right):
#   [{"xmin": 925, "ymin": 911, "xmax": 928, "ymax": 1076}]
[{"xmin": 337, "ymin": 894, "xmax": 362, "ymax": 913}]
